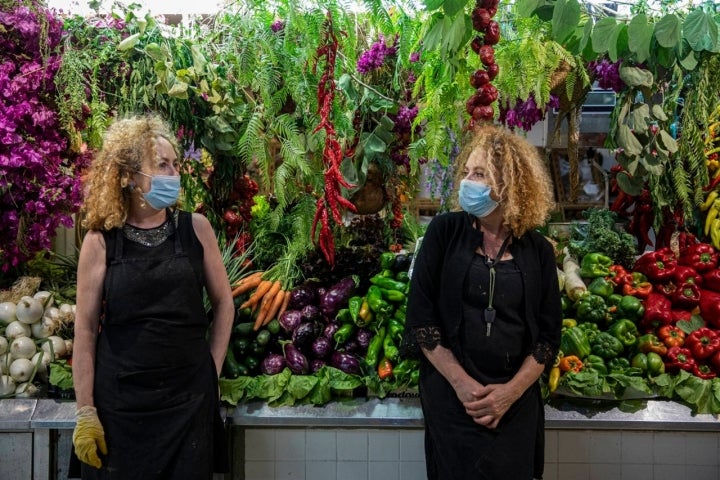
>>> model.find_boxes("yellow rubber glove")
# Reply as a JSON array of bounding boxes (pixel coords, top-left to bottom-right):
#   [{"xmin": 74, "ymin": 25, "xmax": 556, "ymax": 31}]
[{"xmin": 73, "ymin": 405, "xmax": 108, "ymax": 469}]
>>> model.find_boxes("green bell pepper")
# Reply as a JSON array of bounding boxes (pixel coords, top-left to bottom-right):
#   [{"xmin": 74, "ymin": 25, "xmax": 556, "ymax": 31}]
[
  {"xmin": 607, "ymin": 318, "xmax": 639, "ymax": 348},
  {"xmin": 587, "ymin": 277, "xmax": 615, "ymax": 299},
  {"xmin": 575, "ymin": 294, "xmax": 609, "ymax": 325},
  {"xmin": 577, "ymin": 322, "xmax": 600, "ymax": 342},
  {"xmin": 608, "ymin": 357, "xmax": 631, "ymax": 373},
  {"xmin": 591, "ymin": 332, "xmax": 625, "ymax": 359},
  {"xmin": 637, "ymin": 333, "xmax": 668, "ymax": 356},
  {"xmin": 630, "ymin": 352, "xmax": 665, "ymax": 377},
  {"xmin": 583, "ymin": 354, "xmax": 607, "ymax": 375},
  {"xmin": 606, "ymin": 293, "xmax": 623, "ymax": 308},
  {"xmin": 579, "ymin": 253, "xmax": 613, "ymax": 278},
  {"xmin": 560, "ymin": 326, "xmax": 591, "ymax": 359},
  {"xmin": 560, "ymin": 295, "xmax": 573, "ymax": 313},
  {"xmin": 617, "ymin": 295, "xmax": 645, "ymax": 320}
]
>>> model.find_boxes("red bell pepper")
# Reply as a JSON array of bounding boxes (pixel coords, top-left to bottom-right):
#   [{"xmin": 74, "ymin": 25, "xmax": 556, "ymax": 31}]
[
  {"xmin": 685, "ymin": 327, "xmax": 720, "ymax": 359},
  {"xmin": 672, "ymin": 265, "xmax": 703, "ymax": 287},
  {"xmin": 710, "ymin": 350, "xmax": 720, "ymax": 373},
  {"xmin": 665, "ymin": 346, "xmax": 696, "ymax": 373},
  {"xmin": 702, "ymin": 270, "xmax": 720, "ymax": 293},
  {"xmin": 678, "ymin": 243, "xmax": 718, "ymax": 273},
  {"xmin": 656, "ymin": 282, "xmax": 677, "ymax": 298},
  {"xmin": 671, "ymin": 309, "xmax": 693, "ymax": 323},
  {"xmin": 670, "ymin": 282, "xmax": 701, "ymax": 309},
  {"xmin": 640, "ymin": 292, "xmax": 673, "ymax": 331},
  {"xmin": 699, "ymin": 289, "xmax": 720, "ymax": 328},
  {"xmin": 607, "ymin": 265, "xmax": 630, "ymax": 286},
  {"xmin": 621, "ymin": 272, "xmax": 653, "ymax": 298},
  {"xmin": 692, "ymin": 363, "xmax": 717, "ymax": 380},
  {"xmin": 658, "ymin": 325, "xmax": 685, "ymax": 348},
  {"xmin": 633, "ymin": 247, "xmax": 677, "ymax": 282}
]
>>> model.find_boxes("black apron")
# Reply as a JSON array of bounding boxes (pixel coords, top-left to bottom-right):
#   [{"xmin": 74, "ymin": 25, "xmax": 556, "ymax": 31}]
[
  {"xmin": 79, "ymin": 213, "xmax": 226, "ymax": 480},
  {"xmin": 420, "ymin": 256, "xmax": 544, "ymax": 480}
]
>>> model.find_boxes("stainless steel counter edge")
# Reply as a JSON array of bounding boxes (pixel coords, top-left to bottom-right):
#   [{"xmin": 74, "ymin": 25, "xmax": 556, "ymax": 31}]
[{"xmin": 0, "ymin": 398, "xmax": 718, "ymax": 431}]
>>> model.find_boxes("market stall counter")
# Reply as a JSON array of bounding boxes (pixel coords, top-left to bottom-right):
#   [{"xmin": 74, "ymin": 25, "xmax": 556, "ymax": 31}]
[{"xmin": 2, "ymin": 397, "xmax": 719, "ymax": 480}]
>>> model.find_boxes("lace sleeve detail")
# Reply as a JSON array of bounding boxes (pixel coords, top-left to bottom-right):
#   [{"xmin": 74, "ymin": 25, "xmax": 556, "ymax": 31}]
[
  {"xmin": 530, "ymin": 341, "xmax": 556, "ymax": 366},
  {"xmin": 400, "ymin": 326, "xmax": 443, "ymax": 359}
]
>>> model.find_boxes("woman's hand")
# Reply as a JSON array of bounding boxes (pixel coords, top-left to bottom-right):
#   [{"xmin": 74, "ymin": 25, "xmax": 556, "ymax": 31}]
[{"xmin": 462, "ymin": 383, "xmax": 519, "ymax": 429}]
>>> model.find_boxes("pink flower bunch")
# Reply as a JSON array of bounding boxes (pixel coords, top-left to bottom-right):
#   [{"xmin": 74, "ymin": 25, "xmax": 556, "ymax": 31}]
[
  {"xmin": 0, "ymin": 3, "xmax": 90, "ymax": 271},
  {"xmin": 588, "ymin": 58, "xmax": 625, "ymax": 92},
  {"xmin": 498, "ymin": 94, "xmax": 559, "ymax": 132},
  {"xmin": 356, "ymin": 36, "xmax": 398, "ymax": 74},
  {"xmin": 270, "ymin": 20, "xmax": 285, "ymax": 33}
]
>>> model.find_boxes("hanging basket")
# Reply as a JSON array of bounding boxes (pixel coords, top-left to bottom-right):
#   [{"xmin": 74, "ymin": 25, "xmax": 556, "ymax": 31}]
[{"xmin": 350, "ymin": 162, "xmax": 387, "ymax": 215}]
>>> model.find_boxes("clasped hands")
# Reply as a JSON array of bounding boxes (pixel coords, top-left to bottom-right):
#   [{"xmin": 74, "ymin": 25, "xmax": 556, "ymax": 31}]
[
  {"xmin": 73, "ymin": 405, "xmax": 108, "ymax": 469},
  {"xmin": 456, "ymin": 379, "xmax": 517, "ymax": 429}
]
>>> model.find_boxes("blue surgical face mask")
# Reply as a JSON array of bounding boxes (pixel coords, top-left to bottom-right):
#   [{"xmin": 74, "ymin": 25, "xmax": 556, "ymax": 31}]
[
  {"xmin": 136, "ymin": 172, "xmax": 180, "ymax": 209},
  {"xmin": 458, "ymin": 179, "xmax": 498, "ymax": 218}
]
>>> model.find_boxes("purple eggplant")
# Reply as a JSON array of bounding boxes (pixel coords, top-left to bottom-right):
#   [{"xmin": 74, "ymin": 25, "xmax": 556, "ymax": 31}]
[
  {"xmin": 319, "ymin": 275, "xmax": 359, "ymax": 318},
  {"xmin": 284, "ymin": 343, "xmax": 309, "ymax": 374},
  {"xmin": 301, "ymin": 304, "xmax": 322, "ymax": 323},
  {"xmin": 323, "ymin": 322, "xmax": 340, "ymax": 339},
  {"xmin": 287, "ymin": 284, "xmax": 317, "ymax": 310},
  {"xmin": 311, "ymin": 336, "xmax": 332, "ymax": 359},
  {"xmin": 260, "ymin": 353, "xmax": 287, "ymax": 375},
  {"xmin": 292, "ymin": 321, "xmax": 320, "ymax": 352},
  {"xmin": 355, "ymin": 328, "xmax": 372, "ymax": 351},
  {"xmin": 278, "ymin": 309, "xmax": 303, "ymax": 334},
  {"xmin": 310, "ymin": 359, "xmax": 327, "ymax": 373},
  {"xmin": 330, "ymin": 351, "xmax": 362, "ymax": 375}
]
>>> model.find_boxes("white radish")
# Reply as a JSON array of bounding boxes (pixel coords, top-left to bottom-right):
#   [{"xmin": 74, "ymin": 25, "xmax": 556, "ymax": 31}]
[
  {"xmin": 15, "ymin": 296, "xmax": 44, "ymax": 324},
  {"xmin": 45, "ymin": 306, "xmax": 60, "ymax": 322},
  {"xmin": 64, "ymin": 339, "xmax": 73, "ymax": 356},
  {"xmin": 5, "ymin": 321, "xmax": 31, "ymax": 340},
  {"xmin": 59, "ymin": 303, "xmax": 74, "ymax": 315},
  {"xmin": 0, "ymin": 336, "xmax": 7, "ymax": 356},
  {"xmin": 10, "ymin": 336, "xmax": 36, "ymax": 359},
  {"xmin": 14, "ymin": 382, "xmax": 39, "ymax": 398},
  {"xmin": 41, "ymin": 335, "xmax": 67, "ymax": 360},
  {"xmin": 0, "ymin": 375, "xmax": 15, "ymax": 396},
  {"xmin": 0, "ymin": 353, "xmax": 10, "ymax": 374},
  {"xmin": 9, "ymin": 358, "xmax": 34, "ymax": 383},
  {"xmin": 0, "ymin": 302, "xmax": 16, "ymax": 325}
]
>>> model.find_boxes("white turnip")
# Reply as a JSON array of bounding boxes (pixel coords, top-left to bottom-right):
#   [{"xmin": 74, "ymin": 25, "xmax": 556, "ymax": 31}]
[
  {"xmin": 15, "ymin": 296, "xmax": 43, "ymax": 324},
  {"xmin": 0, "ymin": 302, "xmax": 16, "ymax": 325},
  {"xmin": 10, "ymin": 336, "xmax": 36, "ymax": 359},
  {"xmin": 0, "ymin": 336, "xmax": 7, "ymax": 356},
  {"xmin": 5, "ymin": 321, "xmax": 31, "ymax": 340},
  {"xmin": 9, "ymin": 358, "xmax": 34, "ymax": 383},
  {"xmin": 0, "ymin": 375, "xmax": 15, "ymax": 396},
  {"xmin": 41, "ymin": 335, "xmax": 67, "ymax": 360}
]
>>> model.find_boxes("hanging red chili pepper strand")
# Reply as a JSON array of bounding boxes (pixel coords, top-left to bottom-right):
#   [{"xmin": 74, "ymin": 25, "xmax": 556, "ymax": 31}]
[{"xmin": 310, "ymin": 11, "xmax": 357, "ymax": 267}]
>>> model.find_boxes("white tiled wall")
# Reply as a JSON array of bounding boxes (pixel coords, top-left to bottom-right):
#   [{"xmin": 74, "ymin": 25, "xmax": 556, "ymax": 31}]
[{"xmin": 243, "ymin": 428, "xmax": 720, "ymax": 480}]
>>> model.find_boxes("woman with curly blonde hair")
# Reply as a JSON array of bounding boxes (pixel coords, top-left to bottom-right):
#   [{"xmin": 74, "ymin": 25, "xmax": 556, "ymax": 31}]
[
  {"xmin": 71, "ymin": 114, "xmax": 233, "ymax": 479},
  {"xmin": 404, "ymin": 124, "xmax": 562, "ymax": 480}
]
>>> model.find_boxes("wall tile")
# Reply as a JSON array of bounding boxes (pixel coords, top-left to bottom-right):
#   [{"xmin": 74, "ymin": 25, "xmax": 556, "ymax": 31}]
[
  {"xmin": 542, "ymin": 462, "xmax": 558, "ymax": 480},
  {"xmin": 652, "ymin": 464, "xmax": 686, "ymax": 480},
  {"xmin": 305, "ymin": 461, "xmax": 336, "ymax": 480},
  {"xmin": 587, "ymin": 432, "xmax": 621, "ymax": 464},
  {"xmin": 337, "ymin": 461, "xmax": 368, "ymax": 480},
  {"xmin": 545, "ymin": 430, "xmax": 559, "ymax": 463},
  {"xmin": 588, "ymin": 462, "xmax": 621, "ymax": 480},
  {"xmin": 621, "ymin": 432, "xmax": 653, "ymax": 464},
  {"xmin": 244, "ymin": 460, "xmax": 274, "ymax": 480},
  {"xmin": 653, "ymin": 432, "xmax": 685, "ymax": 465},
  {"xmin": 399, "ymin": 431, "xmax": 425, "ymax": 462},
  {"xmin": 558, "ymin": 430, "xmax": 591, "ymax": 463},
  {"xmin": 368, "ymin": 431, "xmax": 400, "ymax": 461},
  {"xmin": 275, "ymin": 460, "xmax": 306, "ymax": 480},
  {"xmin": 399, "ymin": 461, "xmax": 427, "ymax": 480},
  {"xmin": 684, "ymin": 464, "xmax": 718, "ymax": 480},
  {"xmin": 338, "ymin": 431, "xmax": 368, "ymax": 461},
  {"xmin": 557, "ymin": 462, "xmax": 590, "ymax": 480},
  {"xmin": 685, "ymin": 432, "xmax": 719, "ymax": 466},
  {"xmin": 245, "ymin": 429, "xmax": 276, "ymax": 460},
  {"xmin": 306, "ymin": 430, "xmax": 337, "ymax": 461},
  {"xmin": 276, "ymin": 429, "xmax": 307, "ymax": 461},
  {"xmin": 369, "ymin": 461, "xmax": 399, "ymax": 480},
  {"xmin": 619, "ymin": 463, "xmax": 654, "ymax": 480}
]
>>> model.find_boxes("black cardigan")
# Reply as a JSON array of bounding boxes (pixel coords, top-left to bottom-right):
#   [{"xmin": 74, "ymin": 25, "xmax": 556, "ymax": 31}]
[{"xmin": 405, "ymin": 211, "xmax": 562, "ymax": 365}]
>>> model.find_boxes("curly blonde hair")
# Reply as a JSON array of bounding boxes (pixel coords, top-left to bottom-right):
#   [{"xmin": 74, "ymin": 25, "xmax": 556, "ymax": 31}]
[
  {"xmin": 82, "ymin": 114, "xmax": 180, "ymax": 231},
  {"xmin": 452, "ymin": 124, "xmax": 556, "ymax": 237}
]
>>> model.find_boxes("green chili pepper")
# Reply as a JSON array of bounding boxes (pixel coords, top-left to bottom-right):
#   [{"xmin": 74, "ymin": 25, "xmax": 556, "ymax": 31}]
[
  {"xmin": 370, "ymin": 275, "xmax": 408, "ymax": 292},
  {"xmin": 358, "ymin": 299, "xmax": 373, "ymax": 325},
  {"xmin": 380, "ymin": 252, "xmax": 396, "ymax": 271},
  {"xmin": 367, "ymin": 285, "xmax": 393, "ymax": 314},
  {"xmin": 388, "ymin": 318, "xmax": 404, "ymax": 341},
  {"xmin": 348, "ymin": 296, "xmax": 363, "ymax": 324},
  {"xmin": 335, "ymin": 308, "xmax": 353, "ymax": 324},
  {"xmin": 333, "ymin": 323, "xmax": 357, "ymax": 346},
  {"xmin": 393, "ymin": 308, "xmax": 406, "ymax": 324},
  {"xmin": 365, "ymin": 327, "xmax": 386, "ymax": 368},
  {"xmin": 383, "ymin": 334, "xmax": 400, "ymax": 362},
  {"xmin": 380, "ymin": 288, "xmax": 406, "ymax": 303},
  {"xmin": 395, "ymin": 271, "xmax": 410, "ymax": 283}
]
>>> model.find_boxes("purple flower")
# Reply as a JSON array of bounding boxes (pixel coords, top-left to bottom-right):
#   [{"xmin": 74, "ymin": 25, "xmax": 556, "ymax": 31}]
[
  {"xmin": 409, "ymin": 52, "xmax": 421, "ymax": 63},
  {"xmin": 271, "ymin": 20, "xmax": 285, "ymax": 33},
  {"xmin": 589, "ymin": 58, "xmax": 625, "ymax": 93},
  {"xmin": 356, "ymin": 36, "xmax": 398, "ymax": 74}
]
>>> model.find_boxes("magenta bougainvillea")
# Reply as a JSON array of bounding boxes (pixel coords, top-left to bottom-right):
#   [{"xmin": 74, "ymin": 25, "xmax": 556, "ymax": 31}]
[{"xmin": 0, "ymin": 3, "xmax": 89, "ymax": 271}]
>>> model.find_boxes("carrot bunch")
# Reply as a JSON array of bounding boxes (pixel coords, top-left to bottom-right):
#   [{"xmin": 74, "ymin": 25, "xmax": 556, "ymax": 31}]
[{"xmin": 231, "ymin": 271, "xmax": 290, "ymax": 331}]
